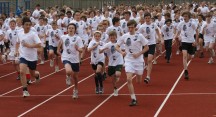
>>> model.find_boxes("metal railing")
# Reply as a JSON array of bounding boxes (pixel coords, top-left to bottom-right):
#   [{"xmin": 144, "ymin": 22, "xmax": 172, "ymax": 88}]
[{"xmin": 0, "ymin": 2, "xmax": 10, "ymax": 15}]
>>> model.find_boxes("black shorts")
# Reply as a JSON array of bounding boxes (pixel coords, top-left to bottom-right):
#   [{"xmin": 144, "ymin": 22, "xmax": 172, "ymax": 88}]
[
  {"xmin": 199, "ymin": 33, "xmax": 204, "ymax": 39},
  {"xmin": 4, "ymin": 41, "xmax": 10, "ymax": 49},
  {"xmin": 108, "ymin": 65, "xmax": 123, "ymax": 76},
  {"xmin": 144, "ymin": 44, "xmax": 156, "ymax": 57},
  {"xmin": 63, "ymin": 60, "xmax": 80, "ymax": 72},
  {"xmin": 91, "ymin": 62, "xmax": 104, "ymax": 71},
  {"xmin": 49, "ymin": 46, "xmax": 58, "ymax": 55},
  {"xmin": 181, "ymin": 42, "xmax": 195, "ymax": 55},
  {"xmin": 20, "ymin": 57, "xmax": 37, "ymax": 70}
]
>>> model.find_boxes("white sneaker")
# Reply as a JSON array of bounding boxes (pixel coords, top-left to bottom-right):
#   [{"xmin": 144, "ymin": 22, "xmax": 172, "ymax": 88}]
[
  {"xmin": 72, "ymin": 89, "xmax": 78, "ymax": 99},
  {"xmin": 40, "ymin": 60, "xmax": 45, "ymax": 65},
  {"xmin": 113, "ymin": 89, "xmax": 118, "ymax": 96},
  {"xmin": 176, "ymin": 50, "xmax": 180, "ymax": 55},
  {"xmin": 50, "ymin": 59, "xmax": 54, "ymax": 67},
  {"xmin": 66, "ymin": 76, "xmax": 71, "ymax": 86},
  {"xmin": 55, "ymin": 66, "xmax": 59, "ymax": 72},
  {"xmin": 153, "ymin": 60, "xmax": 157, "ymax": 65},
  {"xmin": 1, "ymin": 55, "xmax": 6, "ymax": 63},
  {"xmin": 208, "ymin": 58, "xmax": 214, "ymax": 64},
  {"xmin": 23, "ymin": 90, "xmax": 30, "ymax": 97}
]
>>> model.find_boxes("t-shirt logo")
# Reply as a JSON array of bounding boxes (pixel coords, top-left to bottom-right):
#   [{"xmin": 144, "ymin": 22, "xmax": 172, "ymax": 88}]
[
  {"xmin": 146, "ymin": 27, "xmax": 150, "ymax": 34},
  {"xmin": 93, "ymin": 43, "xmax": 97, "ymax": 51},
  {"xmin": 51, "ymin": 31, "xmax": 54, "ymax": 37},
  {"xmin": 76, "ymin": 23, "xmax": 79, "ymax": 28},
  {"xmin": 111, "ymin": 45, "xmax": 116, "ymax": 54},
  {"xmin": 9, "ymin": 33, "xmax": 12, "ymax": 39},
  {"xmin": 183, "ymin": 25, "xmax": 187, "ymax": 31},
  {"xmin": 37, "ymin": 27, "xmax": 40, "ymax": 32},
  {"xmin": 73, "ymin": 37, "xmax": 76, "ymax": 42},
  {"xmin": 134, "ymin": 34, "xmax": 138, "ymax": 41},
  {"xmin": 65, "ymin": 38, "xmax": 70, "ymax": 47},
  {"xmin": 166, "ymin": 27, "xmax": 169, "ymax": 32},
  {"xmin": 122, "ymin": 22, "xmax": 126, "ymax": 28},
  {"xmin": 126, "ymin": 38, "xmax": 131, "ymax": 46}
]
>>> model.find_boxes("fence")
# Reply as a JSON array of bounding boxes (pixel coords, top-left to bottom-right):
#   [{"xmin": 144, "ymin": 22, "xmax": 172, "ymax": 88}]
[{"xmin": 0, "ymin": 0, "xmax": 216, "ymax": 14}]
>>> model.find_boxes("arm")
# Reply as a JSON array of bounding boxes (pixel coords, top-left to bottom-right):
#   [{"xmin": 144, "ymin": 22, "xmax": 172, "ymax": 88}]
[
  {"xmin": 115, "ymin": 44, "xmax": 126, "ymax": 56},
  {"xmin": 87, "ymin": 42, "xmax": 99, "ymax": 52},
  {"xmin": 57, "ymin": 39, "xmax": 63, "ymax": 56},
  {"xmin": 133, "ymin": 45, "xmax": 149, "ymax": 58}
]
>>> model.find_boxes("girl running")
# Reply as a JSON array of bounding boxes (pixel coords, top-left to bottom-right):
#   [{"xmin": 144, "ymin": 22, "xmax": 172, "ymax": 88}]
[
  {"xmin": 46, "ymin": 21, "xmax": 62, "ymax": 72},
  {"xmin": 87, "ymin": 31, "xmax": 105, "ymax": 94},
  {"xmin": 57, "ymin": 23, "xmax": 84, "ymax": 99}
]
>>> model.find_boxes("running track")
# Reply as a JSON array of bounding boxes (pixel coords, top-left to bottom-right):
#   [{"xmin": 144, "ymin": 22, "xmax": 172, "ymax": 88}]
[{"xmin": 0, "ymin": 50, "xmax": 215, "ymax": 117}]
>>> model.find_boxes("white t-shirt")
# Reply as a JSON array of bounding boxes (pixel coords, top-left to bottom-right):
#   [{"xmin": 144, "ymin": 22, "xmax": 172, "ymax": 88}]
[
  {"xmin": 47, "ymin": 29, "xmax": 63, "ymax": 47},
  {"xmin": 70, "ymin": 20, "xmax": 88, "ymax": 39},
  {"xmin": 32, "ymin": 9, "xmax": 45, "ymax": 21},
  {"xmin": 101, "ymin": 32, "xmax": 109, "ymax": 43},
  {"xmin": 44, "ymin": 24, "xmax": 52, "ymax": 41},
  {"xmin": 61, "ymin": 34, "xmax": 84, "ymax": 63},
  {"xmin": 17, "ymin": 31, "xmax": 41, "ymax": 61},
  {"xmin": 202, "ymin": 22, "xmax": 216, "ymax": 42},
  {"xmin": 57, "ymin": 18, "xmax": 65, "ymax": 33},
  {"xmin": 120, "ymin": 19, "xmax": 129, "ymax": 34},
  {"xmin": 138, "ymin": 23, "xmax": 158, "ymax": 45},
  {"xmin": 117, "ymin": 33, "xmax": 148, "ymax": 63},
  {"xmin": 88, "ymin": 39, "xmax": 105, "ymax": 64},
  {"xmin": 87, "ymin": 17, "xmax": 100, "ymax": 32},
  {"xmin": 5, "ymin": 29, "xmax": 18, "ymax": 51},
  {"xmin": 199, "ymin": 6, "xmax": 210, "ymax": 16},
  {"xmin": 101, "ymin": 42, "xmax": 124, "ymax": 66},
  {"xmin": 177, "ymin": 20, "xmax": 197, "ymax": 43},
  {"xmin": 161, "ymin": 24, "xmax": 175, "ymax": 40},
  {"xmin": 0, "ymin": 30, "xmax": 4, "ymax": 45},
  {"xmin": 62, "ymin": 17, "xmax": 73, "ymax": 32},
  {"xmin": 106, "ymin": 26, "xmax": 123, "ymax": 39},
  {"xmin": 34, "ymin": 24, "xmax": 46, "ymax": 39}
]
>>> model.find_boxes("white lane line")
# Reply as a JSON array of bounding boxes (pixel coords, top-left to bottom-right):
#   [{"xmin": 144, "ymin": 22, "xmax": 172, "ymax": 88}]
[
  {"xmin": 0, "ymin": 61, "xmax": 12, "ymax": 66},
  {"xmin": 0, "ymin": 59, "xmax": 50, "ymax": 79},
  {"xmin": 2, "ymin": 92, "xmax": 216, "ymax": 98},
  {"xmin": 85, "ymin": 75, "xmax": 136, "ymax": 117},
  {"xmin": 154, "ymin": 60, "xmax": 192, "ymax": 117},
  {"xmin": 17, "ymin": 73, "xmax": 95, "ymax": 117},
  {"xmin": 0, "ymin": 57, "xmax": 90, "ymax": 96},
  {"xmin": 85, "ymin": 49, "xmax": 166, "ymax": 117}
]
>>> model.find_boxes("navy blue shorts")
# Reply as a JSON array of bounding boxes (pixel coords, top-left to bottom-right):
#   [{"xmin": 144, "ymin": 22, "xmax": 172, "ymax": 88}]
[
  {"xmin": 20, "ymin": 57, "xmax": 37, "ymax": 70},
  {"xmin": 49, "ymin": 46, "xmax": 58, "ymax": 55},
  {"xmin": 91, "ymin": 62, "xmax": 104, "ymax": 71},
  {"xmin": 144, "ymin": 44, "xmax": 156, "ymax": 57},
  {"xmin": 63, "ymin": 60, "xmax": 80, "ymax": 72}
]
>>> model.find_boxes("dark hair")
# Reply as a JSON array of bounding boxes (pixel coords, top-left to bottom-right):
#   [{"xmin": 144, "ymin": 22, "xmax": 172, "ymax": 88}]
[
  {"xmin": 198, "ymin": 14, "xmax": 204, "ymax": 20},
  {"xmin": 182, "ymin": 11, "xmax": 192, "ymax": 18},
  {"xmin": 73, "ymin": 10, "xmax": 81, "ymax": 17},
  {"xmin": 43, "ymin": 18, "xmax": 48, "ymax": 22},
  {"xmin": 165, "ymin": 19, "xmax": 172, "ymax": 24},
  {"xmin": 67, "ymin": 23, "xmax": 77, "ymax": 31},
  {"xmin": 9, "ymin": 19, "xmax": 16, "ymax": 24},
  {"xmin": 89, "ymin": 10, "xmax": 96, "ymax": 16},
  {"xmin": 22, "ymin": 17, "xmax": 31, "ymax": 25},
  {"xmin": 36, "ymin": 4, "xmax": 40, "ymax": 7},
  {"xmin": 164, "ymin": 12, "xmax": 171, "ymax": 18},
  {"xmin": 109, "ymin": 31, "xmax": 117, "ymax": 37},
  {"xmin": 127, "ymin": 20, "xmax": 137, "ymax": 27},
  {"xmin": 81, "ymin": 15, "xmax": 87, "ymax": 22},
  {"xmin": 39, "ymin": 17, "xmax": 44, "ymax": 20},
  {"xmin": 144, "ymin": 12, "xmax": 151, "ymax": 18},
  {"xmin": 124, "ymin": 11, "xmax": 131, "ymax": 16},
  {"xmin": 66, "ymin": 11, "xmax": 72, "ymax": 15},
  {"xmin": 112, "ymin": 17, "xmax": 120, "ymax": 25}
]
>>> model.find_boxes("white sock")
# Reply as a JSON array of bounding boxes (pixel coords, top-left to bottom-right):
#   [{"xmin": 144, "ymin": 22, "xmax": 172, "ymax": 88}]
[
  {"xmin": 131, "ymin": 94, "xmax": 136, "ymax": 100},
  {"xmin": 146, "ymin": 76, "xmax": 150, "ymax": 79}
]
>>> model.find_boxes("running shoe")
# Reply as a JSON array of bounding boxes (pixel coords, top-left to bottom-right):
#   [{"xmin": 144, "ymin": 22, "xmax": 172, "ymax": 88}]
[
  {"xmin": 129, "ymin": 99, "xmax": 137, "ymax": 106},
  {"xmin": 72, "ymin": 89, "xmax": 78, "ymax": 99},
  {"xmin": 27, "ymin": 79, "xmax": 33, "ymax": 85},
  {"xmin": 99, "ymin": 87, "xmax": 104, "ymax": 94},
  {"xmin": 208, "ymin": 58, "xmax": 214, "ymax": 64},
  {"xmin": 16, "ymin": 75, "xmax": 21, "ymax": 80},
  {"xmin": 23, "ymin": 90, "xmax": 30, "ymax": 98},
  {"xmin": 144, "ymin": 77, "xmax": 150, "ymax": 84},
  {"xmin": 66, "ymin": 76, "xmax": 71, "ymax": 86},
  {"xmin": 35, "ymin": 72, "xmax": 40, "ymax": 83},
  {"xmin": 113, "ymin": 89, "xmax": 118, "ymax": 96},
  {"xmin": 50, "ymin": 59, "xmax": 54, "ymax": 67},
  {"xmin": 40, "ymin": 60, "xmax": 44, "ymax": 65},
  {"xmin": 55, "ymin": 66, "xmax": 59, "ymax": 72},
  {"xmin": 184, "ymin": 70, "xmax": 189, "ymax": 80},
  {"xmin": 1, "ymin": 55, "xmax": 6, "ymax": 63},
  {"xmin": 176, "ymin": 50, "xmax": 180, "ymax": 55},
  {"xmin": 153, "ymin": 60, "xmax": 157, "ymax": 65}
]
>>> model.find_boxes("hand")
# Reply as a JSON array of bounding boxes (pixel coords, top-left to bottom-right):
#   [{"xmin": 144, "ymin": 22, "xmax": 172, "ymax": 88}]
[
  {"xmin": 172, "ymin": 39, "xmax": 176, "ymax": 44},
  {"xmin": 55, "ymin": 34, "xmax": 59, "ymax": 39},
  {"xmin": 133, "ymin": 53, "xmax": 140, "ymax": 58}
]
